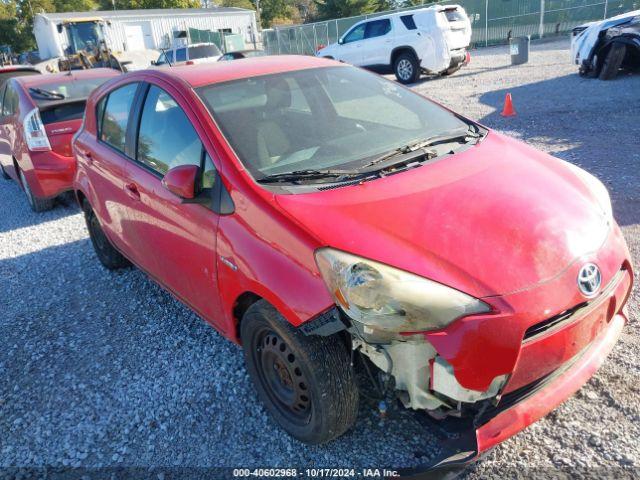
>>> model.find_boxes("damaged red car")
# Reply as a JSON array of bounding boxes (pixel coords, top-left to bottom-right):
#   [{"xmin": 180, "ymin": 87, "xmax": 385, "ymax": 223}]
[{"xmin": 72, "ymin": 57, "xmax": 633, "ymax": 463}]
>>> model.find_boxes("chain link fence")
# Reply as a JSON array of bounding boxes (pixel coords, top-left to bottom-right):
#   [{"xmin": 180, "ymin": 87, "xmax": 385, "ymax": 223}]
[{"xmin": 263, "ymin": 0, "xmax": 639, "ymax": 55}]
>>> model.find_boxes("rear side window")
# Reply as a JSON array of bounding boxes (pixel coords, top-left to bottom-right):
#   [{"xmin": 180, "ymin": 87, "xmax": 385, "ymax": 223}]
[
  {"xmin": 136, "ymin": 85, "xmax": 202, "ymax": 176},
  {"xmin": 189, "ymin": 44, "xmax": 222, "ymax": 59},
  {"xmin": 400, "ymin": 15, "xmax": 417, "ymax": 30},
  {"xmin": 100, "ymin": 83, "xmax": 138, "ymax": 153},
  {"xmin": 364, "ymin": 19, "xmax": 391, "ymax": 39}
]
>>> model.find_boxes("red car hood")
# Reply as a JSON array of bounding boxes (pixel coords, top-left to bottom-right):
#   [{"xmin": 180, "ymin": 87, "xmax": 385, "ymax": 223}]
[{"xmin": 275, "ymin": 132, "xmax": 610, "ymax": 298}]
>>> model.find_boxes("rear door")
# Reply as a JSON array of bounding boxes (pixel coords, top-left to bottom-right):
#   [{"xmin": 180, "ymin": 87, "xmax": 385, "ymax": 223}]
[
  {"xmin": 121, "ymin": 82, "xmax": 222, "ymax": 325},
  {"xmin": 75, "ymin": 82, "xmax": 141, "ymax": 258}
]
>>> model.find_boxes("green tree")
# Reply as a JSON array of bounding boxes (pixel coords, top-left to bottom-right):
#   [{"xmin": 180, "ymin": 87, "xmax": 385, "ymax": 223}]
[
  {"xmin": 98, "ymin": 0, "xmax": 200, "ymax": 9},
  {"xmin": 314, "ymin": 0, "xmax": 375, "ymax": 21},
  {"xmin": 221, "ymin": 0, "xmax": 255, "ymax": 10},
  {"xmin": 53, "ymin": 0, "xmax": 98, "ymax": 12}
]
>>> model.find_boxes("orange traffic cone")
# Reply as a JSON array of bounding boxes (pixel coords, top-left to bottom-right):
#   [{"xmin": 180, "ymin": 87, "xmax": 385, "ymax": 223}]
[{"xmin": 501, "ymin": 93, "xmax": 516, "ymax": 117}]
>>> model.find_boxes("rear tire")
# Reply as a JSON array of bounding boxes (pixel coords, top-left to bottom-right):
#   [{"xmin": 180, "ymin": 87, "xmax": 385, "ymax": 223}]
[
  {"xmin": 241, "ymin": 300, "xmax": 359, "ymax": 444},
  {"xmin": 19, "ymin": 169, "xmax": 54, "ymax": 212},
  {"xmin": 394, "ymin": 52, "xmax": 420, "ymax": 84},
  {"xmin": 83, "ymin": 199, "xmax": 131, "ymax": 270},
  {"xmin": 599, "ymin": 43, "xmax": 626, "ymax": 80}
]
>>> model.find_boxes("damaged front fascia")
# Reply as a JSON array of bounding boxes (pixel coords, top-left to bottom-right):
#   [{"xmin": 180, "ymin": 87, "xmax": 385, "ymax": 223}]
[{"xmin": 300, "ymin": 306, "xmax": 509, "ymax": 412}]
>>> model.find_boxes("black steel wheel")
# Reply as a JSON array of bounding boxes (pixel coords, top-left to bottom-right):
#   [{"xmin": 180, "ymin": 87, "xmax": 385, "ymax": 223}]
[
  {"xmin": 241, "ymin": 300, "xmax": 359, "ymax": 444},
  {"xmin": 83, "ymin": 199, "xmax": 131, "ymax": 270},
  {"xmin": 253, "ymin": 328, "xmax": 312, "ymax": 426}
]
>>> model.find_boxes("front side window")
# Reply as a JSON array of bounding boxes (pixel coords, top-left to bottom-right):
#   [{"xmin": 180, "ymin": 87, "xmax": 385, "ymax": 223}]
[
  {"xmin": 136, "ymin": 86, "xmax": 202, "ymax": 176},
  {"xmin": 100, "ymin": 83, "xmax": 138, "ymax": 153},
  {"xmin": 365, "ymin": 19, "xmax": 391, "ymax": 39},
  {"xmin": 197, "ymin": 66, "xmax": 470, "ymax": 182},
  {"xmin": 343, "ymin": 24, "xmax": 365, "ymax": 43}
]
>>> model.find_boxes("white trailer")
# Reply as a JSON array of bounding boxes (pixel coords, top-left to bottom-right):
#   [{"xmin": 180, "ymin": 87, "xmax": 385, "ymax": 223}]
[{"xmin": 33, "ymin": 7, "xmax": 258, "ymax": 61}]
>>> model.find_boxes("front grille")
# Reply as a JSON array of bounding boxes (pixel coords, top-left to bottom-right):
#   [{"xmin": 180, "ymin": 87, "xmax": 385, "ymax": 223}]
[{"xmin": 523, "ymin": 302, "xmax": 587, "ymax": 341}]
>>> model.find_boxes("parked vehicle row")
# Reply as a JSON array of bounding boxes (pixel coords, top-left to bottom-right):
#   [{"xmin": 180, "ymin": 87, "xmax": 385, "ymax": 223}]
[
  {"xmin": 0, "ymin": 67, "xmax": 120, "ymax": 211},
  {"xmin": 0, "ymin": 55, "xmax": 633, "ymax": 470},
  {"xmin": 317, "ymin": 5, "xmax": 472, "ymax": 83}
]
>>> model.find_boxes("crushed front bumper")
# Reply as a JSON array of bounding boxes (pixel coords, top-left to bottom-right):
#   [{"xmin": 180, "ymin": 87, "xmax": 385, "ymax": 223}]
[{"xmin": 403, "ymin": 311, "xmax": 626, "ymax": 476}]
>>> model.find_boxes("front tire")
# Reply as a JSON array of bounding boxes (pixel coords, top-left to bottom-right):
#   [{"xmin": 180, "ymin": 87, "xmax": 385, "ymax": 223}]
[
  {"xmin": 83, "ymin": 199, "xmax": 130, "ymax": 270},
  {"xmin": 241, "ymin": 301, "xmax": 359, "ymax": 444},
  {"xmin": 599, "ymin": 43, "xmax": 626, "ymax": 80},
  {"xmin": 19, "ymin": 169, "xmax": 54, "ymax": 212},
  {"xmin": 394, "ymin": 52, "xmax": 420, "ymax": 84}
]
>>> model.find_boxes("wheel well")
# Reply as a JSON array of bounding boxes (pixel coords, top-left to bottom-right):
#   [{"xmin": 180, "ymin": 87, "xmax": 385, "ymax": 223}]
[
  {"xmin": 391, "ymin": 47, "xmax": 418, "ymax": 66},
  {"xmin": 233, "ymin": 291, "xmax": 262, "ymax": 341},
  {"xmin": 75, "ymin": 190, "xmax": 88, "ymax": 211}
]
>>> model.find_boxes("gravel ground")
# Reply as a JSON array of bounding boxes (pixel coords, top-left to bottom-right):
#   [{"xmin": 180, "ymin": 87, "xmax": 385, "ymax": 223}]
[{"xmin": 1, "ymin": 38, "xmax": 639, "ymax": 477}]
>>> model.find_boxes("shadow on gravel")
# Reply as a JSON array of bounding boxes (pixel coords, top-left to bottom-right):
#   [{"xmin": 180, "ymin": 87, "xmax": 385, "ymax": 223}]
[
  {"xmin": 477, "ymin": 73, "xmax": 640, "ymax": 227},
  {"xmin": 0, "ymin": 181, "xmax": 79, "ymax": 233},
  {"xmin": 0, "ymin": 238, "xmax": 444, "ymax": 470}
]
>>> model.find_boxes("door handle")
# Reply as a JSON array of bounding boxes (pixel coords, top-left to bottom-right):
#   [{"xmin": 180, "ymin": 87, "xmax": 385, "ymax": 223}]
[{"xmin": 124, "ymin": 182, "xmax": 140, "ymax": 200}]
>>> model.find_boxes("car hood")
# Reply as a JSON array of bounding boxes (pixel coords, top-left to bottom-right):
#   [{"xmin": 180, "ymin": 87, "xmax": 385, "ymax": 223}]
[{"xmin": 275, "ymin": 132, "xmax": 610, "ymax": 298}]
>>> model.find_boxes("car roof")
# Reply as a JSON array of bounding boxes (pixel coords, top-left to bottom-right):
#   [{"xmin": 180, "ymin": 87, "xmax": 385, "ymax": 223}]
[
  {"xmin": 16, "ymin": 68, "xmax": 121, "ymax": 87},
  {"xmin": 145, "ymin": 55, "xmax": 344, "ymax": 88}
]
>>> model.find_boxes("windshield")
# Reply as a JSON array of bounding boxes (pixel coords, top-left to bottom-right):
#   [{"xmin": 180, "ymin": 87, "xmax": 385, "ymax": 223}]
[
  {"xmin": 28, "ymin": 77, "xmax": 113, "ymax": 104},
  {"xmin": 197, "ymin": 66, "xmax": 469, "ymax": 182},
  {"xmin": 67, "ymin": 22, "xmax": 104, "ymax": 53}
]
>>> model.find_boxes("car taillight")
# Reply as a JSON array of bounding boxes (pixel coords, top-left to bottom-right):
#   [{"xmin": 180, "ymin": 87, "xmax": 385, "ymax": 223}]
[{"xmin": 23, "ymin": 108, "xmax": 51, "ymax": 152}]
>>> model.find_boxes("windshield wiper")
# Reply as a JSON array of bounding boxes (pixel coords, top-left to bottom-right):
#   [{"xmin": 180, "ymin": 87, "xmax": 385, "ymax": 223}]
[
  {"xmin": 29, "ymin": 87, "xmax": 66, "ymax": 100},
  {"xmin": 360, "ymin": 126, "xmax": 481, "ymax": 171},
  {"xmin": 257, "ymin": 169, "xmax": 363, "ymax": 184}
]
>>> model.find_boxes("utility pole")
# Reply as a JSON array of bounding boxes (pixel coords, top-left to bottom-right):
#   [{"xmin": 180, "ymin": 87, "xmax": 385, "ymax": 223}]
[{"xmin": 255, "ymin": 0, "xmax": 262, "ymax": 31}]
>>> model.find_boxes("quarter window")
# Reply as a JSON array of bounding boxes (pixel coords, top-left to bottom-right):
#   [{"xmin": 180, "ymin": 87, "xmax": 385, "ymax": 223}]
[
  {"xmin": 136, "ymin": 86, "xmax": 202, "ymax": 176},
  {"xmin": 400, "ymin": 15, "xmax": 417, "ymax": 30},
  {"xmin": 100, "ymin": 83, "xmax": 138, "ymax": 153},
  {"xmin": 1, "ymin": 84, "xmax": 18, "ymax": 117},
  {"xmin": 364, "ymin": 19, "xmax": 391, "ymax": 39}
]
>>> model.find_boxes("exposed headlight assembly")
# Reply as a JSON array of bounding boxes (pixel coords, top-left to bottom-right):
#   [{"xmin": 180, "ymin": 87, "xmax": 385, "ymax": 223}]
[{"xmin": 315, "ymin": 248, "xmax": 491, "ymax": 333}]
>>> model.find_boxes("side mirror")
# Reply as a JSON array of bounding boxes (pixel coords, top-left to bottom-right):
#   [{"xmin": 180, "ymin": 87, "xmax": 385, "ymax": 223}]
[
  {"xmin": 161, "ymin": 164, "xmax": 198, "ymax": 199},
  {"xmin": 338, "ymin": 38, "xmax": 344, "ymax": 45},
  {"xmin": 150, "ymin": 60, "xmax": 156, "ymax": 66}
]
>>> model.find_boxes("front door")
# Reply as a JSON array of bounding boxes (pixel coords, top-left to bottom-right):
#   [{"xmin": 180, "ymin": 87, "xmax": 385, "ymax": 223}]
[
  {"xmin": 121, "ymin": 83, "xmax": 222, "ymax": 325},
  {"xmin": 337, "ymin": 23, "xmax": 365, "ymax": 65}
]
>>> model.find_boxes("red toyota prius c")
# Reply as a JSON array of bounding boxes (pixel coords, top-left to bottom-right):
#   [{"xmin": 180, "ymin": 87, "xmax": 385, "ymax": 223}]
[
  {"xmin": 71, "ymin": 56, "xmax": 633, "ymax": 468},
  {"xmin": 0, "ymin": 68, "xmax": 120, "ymax": 211}
]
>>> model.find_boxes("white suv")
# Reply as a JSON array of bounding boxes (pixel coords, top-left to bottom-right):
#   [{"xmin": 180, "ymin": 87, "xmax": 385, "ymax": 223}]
[{"xmin": 316, "ymin": 5, "xmax": 472, "ymax": 84}]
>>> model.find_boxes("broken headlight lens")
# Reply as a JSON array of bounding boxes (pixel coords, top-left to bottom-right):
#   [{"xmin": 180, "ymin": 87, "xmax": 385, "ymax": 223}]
[{"xmin": 315, "ymin": 248, "xmax": 491, "ymax": 332}]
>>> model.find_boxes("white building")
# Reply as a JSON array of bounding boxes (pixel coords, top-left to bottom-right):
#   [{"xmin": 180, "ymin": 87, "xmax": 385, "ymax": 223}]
[{"xmin": 34, "ymin": 7, "xmax": 257, "ymax": 60}]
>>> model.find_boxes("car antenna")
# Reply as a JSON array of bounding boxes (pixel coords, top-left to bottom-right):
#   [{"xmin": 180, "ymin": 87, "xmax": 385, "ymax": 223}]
[{"xmin": 160, "ymin": 47, "xmax": 172, "ymax": 67}]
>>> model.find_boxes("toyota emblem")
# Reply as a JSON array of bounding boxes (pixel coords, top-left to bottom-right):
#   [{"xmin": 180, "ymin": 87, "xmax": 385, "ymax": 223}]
[{"xmin": 577, "ymin": 263, "xmax": 601, "ymax": 298}]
